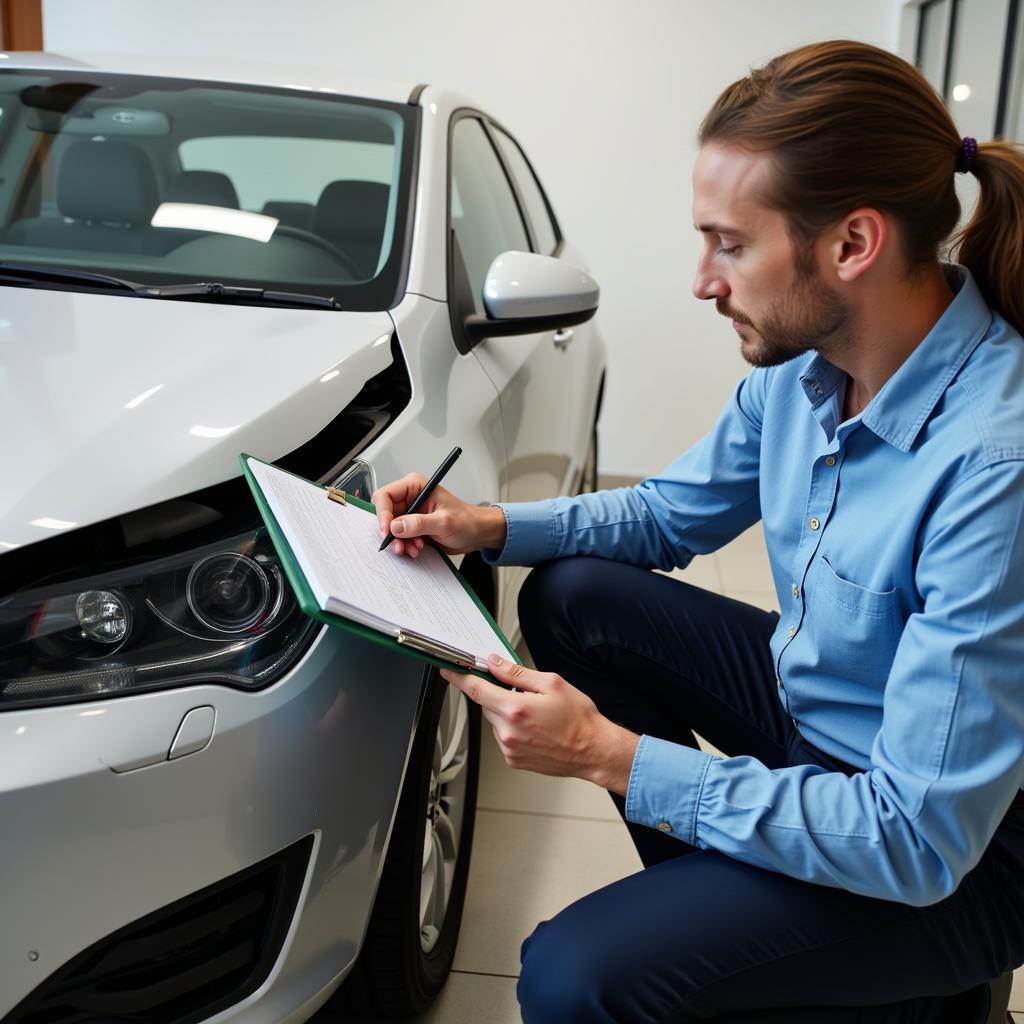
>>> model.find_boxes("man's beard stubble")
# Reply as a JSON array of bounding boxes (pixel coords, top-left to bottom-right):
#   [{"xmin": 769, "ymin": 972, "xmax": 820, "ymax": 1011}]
[{"xmin": 716, "ymin": 268, "xmax": 853, "ymax": 369}]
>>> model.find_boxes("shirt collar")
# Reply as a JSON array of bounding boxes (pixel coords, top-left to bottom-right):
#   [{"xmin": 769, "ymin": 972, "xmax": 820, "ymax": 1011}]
[{"xmin": 799, "ymin": 265, "xmax": 992, "ymax": 452}]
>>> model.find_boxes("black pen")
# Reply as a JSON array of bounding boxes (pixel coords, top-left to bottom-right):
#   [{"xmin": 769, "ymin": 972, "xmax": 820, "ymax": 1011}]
[{"xmin": 379, "ymin": 445, "xmax": 462, "ymax": 551}]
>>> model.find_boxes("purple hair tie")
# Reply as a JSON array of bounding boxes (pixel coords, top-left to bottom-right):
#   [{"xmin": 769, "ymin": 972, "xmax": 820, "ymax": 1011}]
[{"xmin": 956, "ymin": 136, "xmax": 977, "ymax": 174}]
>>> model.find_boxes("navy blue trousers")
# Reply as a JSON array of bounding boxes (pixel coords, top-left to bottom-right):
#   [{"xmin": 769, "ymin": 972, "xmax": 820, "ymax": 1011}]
[{"xmin": 515, "ymin": 557, "xmax": 1024, "ymax": 1023}]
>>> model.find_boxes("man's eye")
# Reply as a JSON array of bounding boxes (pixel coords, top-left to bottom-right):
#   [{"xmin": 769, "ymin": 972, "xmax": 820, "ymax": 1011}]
[{"xmin": 718, "ymin": 245, "xmax": 740, "ymax": 256}]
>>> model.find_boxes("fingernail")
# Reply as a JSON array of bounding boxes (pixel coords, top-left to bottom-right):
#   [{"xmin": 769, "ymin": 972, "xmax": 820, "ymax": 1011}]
[
  {"xmin": 392, "ymin": 519, "xmax": 405, "ymax": 535},
  {"xmin": 488, "ymin": 653, "xmax": 505, "ymax": 666}
]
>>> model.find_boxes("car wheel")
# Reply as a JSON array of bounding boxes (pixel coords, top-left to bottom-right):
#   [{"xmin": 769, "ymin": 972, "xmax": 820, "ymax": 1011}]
[{"xmin": 334, "ymin": 669, "xmax": 481, "ymax": 1017}]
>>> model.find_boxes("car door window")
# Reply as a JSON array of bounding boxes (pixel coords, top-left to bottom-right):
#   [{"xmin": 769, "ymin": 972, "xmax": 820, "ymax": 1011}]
[
  {"xmin": 492, "ymin": 129, "xmax": 559, "ymax": 256},
  {"xmin": 450, "ymin": 117, "xmax": 530, "ymax": 314}
]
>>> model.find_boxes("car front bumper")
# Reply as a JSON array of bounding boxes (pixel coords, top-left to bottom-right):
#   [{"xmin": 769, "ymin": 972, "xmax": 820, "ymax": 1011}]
[{"xmin": 0, "ymin": 623, "xmax": 426, "ymax": 1021}]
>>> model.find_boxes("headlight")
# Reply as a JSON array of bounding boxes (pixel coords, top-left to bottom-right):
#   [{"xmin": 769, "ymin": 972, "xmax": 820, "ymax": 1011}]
[
  {"xmin": 0, "ymin": 528, "xmax": 317, "ymax": 711},
  {"xmin": 186, "ymin": 551, "xmax": 277, "ymax": 633},
  {"xmin": 76, "ymin": 589, "xmax": 133, "ymax": 644}
]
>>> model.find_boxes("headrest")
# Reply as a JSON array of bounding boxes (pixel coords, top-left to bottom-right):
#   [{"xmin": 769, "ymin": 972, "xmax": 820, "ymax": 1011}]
[
  {"xmin": 164, "ymin": 170, "xmax": 240, "ymax": 209},
  {"xmin": 313, "ymin": 180, "xmax": 389, "ymax": 243},
  {"xmin": 57, "ymin": 140, "xmax": 159, "ymax": 224},
  {"xmin": 261, "ymin": 200, "xmax": 313, "ymax": 231}
]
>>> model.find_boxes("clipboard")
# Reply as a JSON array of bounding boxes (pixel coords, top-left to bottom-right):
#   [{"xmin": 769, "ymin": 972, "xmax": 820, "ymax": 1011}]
[{"xmin": 239, "ymin": 453, "xmax": 521, "ymax": 680}]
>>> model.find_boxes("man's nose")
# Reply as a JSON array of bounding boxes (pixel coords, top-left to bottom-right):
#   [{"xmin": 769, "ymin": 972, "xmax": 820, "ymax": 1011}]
[{"xmin": 692, "ymin": 261, "xmax": 729, "ymax": 301}]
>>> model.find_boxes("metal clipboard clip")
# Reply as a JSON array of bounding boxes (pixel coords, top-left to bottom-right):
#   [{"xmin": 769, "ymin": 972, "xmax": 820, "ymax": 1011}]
[{"xmin": 396, "ymin": 629, "xmax": 476, "ymax": 670}]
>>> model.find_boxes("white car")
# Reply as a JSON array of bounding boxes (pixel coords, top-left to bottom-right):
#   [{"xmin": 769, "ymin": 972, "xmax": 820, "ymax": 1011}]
[{"xmin": 0, "ymin": 54, "xmax": 605, "ymax": 1022}]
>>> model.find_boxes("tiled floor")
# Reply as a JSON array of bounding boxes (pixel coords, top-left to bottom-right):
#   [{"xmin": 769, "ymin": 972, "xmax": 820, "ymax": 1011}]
[{"xmin": 316, "ymin": 525, "xmax": 1023, "ymax": 1022}]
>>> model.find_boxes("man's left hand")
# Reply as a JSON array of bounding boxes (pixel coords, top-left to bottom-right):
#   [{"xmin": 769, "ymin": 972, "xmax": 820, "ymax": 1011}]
[{"xmin": 440, "ymin": 654, "xmax": 640, "ymax": 796}]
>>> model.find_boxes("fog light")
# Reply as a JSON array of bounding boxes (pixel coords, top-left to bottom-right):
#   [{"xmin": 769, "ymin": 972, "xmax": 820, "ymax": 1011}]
[{"xmin": 75, "ymin": 590, "xmax": 131, "ymax": 644}]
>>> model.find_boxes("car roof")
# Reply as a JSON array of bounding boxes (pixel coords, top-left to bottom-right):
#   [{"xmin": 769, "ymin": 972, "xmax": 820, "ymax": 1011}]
[{"xmin": 0, "ymin": 51, "xmax": 424, "ymax": 105}]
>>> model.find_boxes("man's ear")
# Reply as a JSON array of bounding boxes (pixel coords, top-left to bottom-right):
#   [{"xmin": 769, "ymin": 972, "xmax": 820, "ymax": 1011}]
[{"xmin": 829, "ymin": 207, "xmax": 886, "ymax": 283}]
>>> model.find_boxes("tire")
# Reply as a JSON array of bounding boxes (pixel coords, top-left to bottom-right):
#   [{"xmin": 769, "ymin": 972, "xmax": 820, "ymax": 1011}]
[
  {"xmin": 577, "ymin": 418, "xmax": 599, "ymax": 495},
  {"xmin": 576, "ymin": 373, "xmax": 603, "ymax": 496},
  {"xmin": 334, "ymin": 669, "xmax": 481, "ymax": 1017}
]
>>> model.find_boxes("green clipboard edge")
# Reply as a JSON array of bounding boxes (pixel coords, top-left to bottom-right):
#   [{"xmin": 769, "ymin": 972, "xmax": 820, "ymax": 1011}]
[{"xmin": 239, "ymin": 453, "xmax": 521, "ymax": 682}]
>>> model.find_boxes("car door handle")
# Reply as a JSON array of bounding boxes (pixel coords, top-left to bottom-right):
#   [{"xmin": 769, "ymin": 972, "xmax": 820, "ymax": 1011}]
[{"xmin": 552, "ymin": 328, "xmax": 574, "ymax": 350}]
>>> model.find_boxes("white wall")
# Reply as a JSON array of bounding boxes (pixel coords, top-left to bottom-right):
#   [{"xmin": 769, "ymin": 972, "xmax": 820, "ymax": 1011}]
[{"xmin": 43, "ymin": 0, "xmax": 901, "ymax": 476}]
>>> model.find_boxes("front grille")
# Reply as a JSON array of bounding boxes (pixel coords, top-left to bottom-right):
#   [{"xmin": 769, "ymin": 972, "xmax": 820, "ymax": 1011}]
[{"xmin": 5, "ymin": 835, "xmax": 314, "ymax": 1024}]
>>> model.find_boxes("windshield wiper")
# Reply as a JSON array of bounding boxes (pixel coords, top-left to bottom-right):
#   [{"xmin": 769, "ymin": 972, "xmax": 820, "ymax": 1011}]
[
  {"xmin": 138, "ymin": 282, "xmax": 340, "ymax": 309},
  {"xmin": 0, "ymin": 261, "xmax": 141, "ymax": 292},
  {"xmin": 0, "ymin": 262, "xmax": 339, "ymax": 309}
]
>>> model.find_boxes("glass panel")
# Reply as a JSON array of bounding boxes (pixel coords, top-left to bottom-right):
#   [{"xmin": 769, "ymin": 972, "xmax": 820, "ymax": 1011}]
[
  {"xmin": 449, "ymin": 118, "xmax": 530, "ymax": 314},
  {"xmin": 946, "ymin": 0, "xmax": 1011, "ymax": 136},
  {"xmin": 179, "ymin": 134, "xmax": 400, "ymax": 280},
  {"xmin": 180, "ymin": 137, "xmax": 396, "ymax": 209},
  {"xmin": 492, "ymin": 129, "xmax": 559, "ymax": 256},
  {"xmin": 917, "ymin": 0, "xmax": 952, "ymax": 93},
  {"xmin": 0, "ymin": 71, "xmax": 414, "ymax": 309},
  {"xmin": 1004, "ymin": 1, "xmax": 1024, "ymax": 140}
]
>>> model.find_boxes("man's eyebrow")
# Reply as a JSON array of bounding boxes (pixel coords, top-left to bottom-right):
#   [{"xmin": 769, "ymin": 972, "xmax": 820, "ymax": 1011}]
[{"xmin": 695, "ymin": 222, "xmax": 749, "ymax": 239}]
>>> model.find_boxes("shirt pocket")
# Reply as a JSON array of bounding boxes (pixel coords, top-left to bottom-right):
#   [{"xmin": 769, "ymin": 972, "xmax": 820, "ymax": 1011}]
[{"xmin": 808, "ymin": 555, "xmax": 904, "ymax": 686}]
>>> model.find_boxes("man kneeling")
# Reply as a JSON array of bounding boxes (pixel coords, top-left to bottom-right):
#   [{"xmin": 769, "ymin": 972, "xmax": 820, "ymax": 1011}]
[{"xmin": 374, "ymin": 40, "xmax": 1024, "ymax": 1023}]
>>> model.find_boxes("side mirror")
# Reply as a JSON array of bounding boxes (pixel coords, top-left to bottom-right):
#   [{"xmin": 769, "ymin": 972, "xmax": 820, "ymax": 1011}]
[{"xmin": 463, "ymin": 251, "xmax": 600, "ymax": 345}]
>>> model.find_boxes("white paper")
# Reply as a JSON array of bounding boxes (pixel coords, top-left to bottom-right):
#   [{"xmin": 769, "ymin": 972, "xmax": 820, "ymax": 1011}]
[{"xmin": 248, "ymin": 458, "xmax": 512, "ymax": 669}]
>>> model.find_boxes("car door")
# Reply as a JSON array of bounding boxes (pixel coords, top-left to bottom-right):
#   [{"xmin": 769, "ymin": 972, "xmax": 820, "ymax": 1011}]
[
  {"xmin": 488, "ymin": 124, "xmax": 597, "ymax": 495},
  {"xmin": 448, "ymin": 113, "xmax": 581, "ymax": 505}
]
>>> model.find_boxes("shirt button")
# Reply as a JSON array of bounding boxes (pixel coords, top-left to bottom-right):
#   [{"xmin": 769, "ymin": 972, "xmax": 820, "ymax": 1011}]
[
  {"xmin": 788, "ymin": 626, "xmax": 797, "ymax": 637},
  {"xmin": 808, "ymin": 516, "xmax": 820, "ymax": 530},
  {"xmin": 657, "ymin": 821, "xmax": 673, "ymax": 833},
  {"xmin": 777, "ymin": 677, "xmax": 784, "ymax": 690},
  {"xmin": 825, "ymin": 456, "xmax": 836, "ymax": 466},
  {"xmin": 791, "ymin": 583, "xmax": 799, "ymax": 598}
]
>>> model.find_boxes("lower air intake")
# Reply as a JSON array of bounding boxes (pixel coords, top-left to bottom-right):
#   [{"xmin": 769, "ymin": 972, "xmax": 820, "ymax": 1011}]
[{"xmin": 6, "ymin": 834, "xmax": 314, "ymax": 1024}]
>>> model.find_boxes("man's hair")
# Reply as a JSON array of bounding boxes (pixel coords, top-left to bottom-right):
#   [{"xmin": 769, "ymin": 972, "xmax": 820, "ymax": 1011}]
[{"xmin": 699, "ymin": 40, "xmax": 1024, "ymax": 333}]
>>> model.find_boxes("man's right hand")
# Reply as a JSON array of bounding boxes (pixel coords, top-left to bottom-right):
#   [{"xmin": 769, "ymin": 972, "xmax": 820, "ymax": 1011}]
[{"xmin": 371, "ymin": 473, "xmax": 508, "ymax": 558}]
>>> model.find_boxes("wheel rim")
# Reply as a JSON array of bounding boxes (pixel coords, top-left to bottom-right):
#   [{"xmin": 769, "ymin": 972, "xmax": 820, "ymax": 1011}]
[{"xmin": 419, "ymin": 685, "xmax": 471, "ymax": 953}]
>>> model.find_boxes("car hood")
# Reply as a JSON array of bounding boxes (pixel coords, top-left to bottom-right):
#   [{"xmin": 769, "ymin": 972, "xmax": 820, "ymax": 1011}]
[{"xmin": 0, "ymin": 287, "xmax": 395, "ymax": 552}]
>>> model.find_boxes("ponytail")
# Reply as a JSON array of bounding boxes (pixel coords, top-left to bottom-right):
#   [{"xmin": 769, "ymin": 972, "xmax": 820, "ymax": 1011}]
[
  {"xmin": 953, "ymin": 142, "xmax": 1024, "ymax": 334},
  {"xmin": 700, "ymin": 41, "xmax": 1024, "ymax": 335}
]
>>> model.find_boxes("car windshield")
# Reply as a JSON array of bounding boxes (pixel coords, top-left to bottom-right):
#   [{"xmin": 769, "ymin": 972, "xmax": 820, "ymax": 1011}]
[{"xmin": 0, "ymin": 69, "xmax": 417, "ymax": 310}]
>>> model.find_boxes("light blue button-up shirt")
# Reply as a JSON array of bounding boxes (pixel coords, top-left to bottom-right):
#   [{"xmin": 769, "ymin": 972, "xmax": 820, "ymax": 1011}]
[{"xmin": 485, "ymin": 266, "xmax": 1024, "ymax": 905}]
